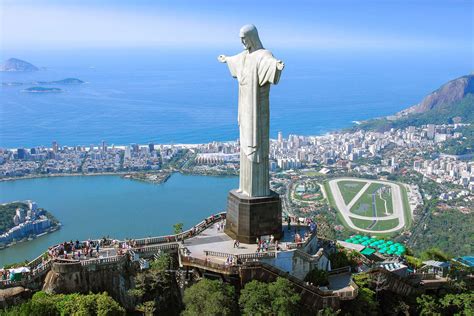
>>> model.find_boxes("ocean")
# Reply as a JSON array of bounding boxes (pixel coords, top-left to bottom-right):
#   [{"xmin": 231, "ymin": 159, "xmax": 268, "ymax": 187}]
[{"xmin": 1, "ymin": 47, "xmax": 470, "ymax": 148}]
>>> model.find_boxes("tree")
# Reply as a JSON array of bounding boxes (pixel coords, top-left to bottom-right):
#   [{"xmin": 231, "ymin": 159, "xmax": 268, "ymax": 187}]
[
  {"xmin": 416, "ymin": 294, "xmax": 441, "ymax": 315},
  {"xmin": 239, "ymin": 280, "xmax": 272, "ymax": 315},
  {"xmin": 420, "ymin": 248, "xmax": 450, "ymax": 262},
  {"xmin": 417, "ymin": 293, "xmax": 474, "ymax": 316},
  {"xmin": 329, "ymin": 250, "xmax": 358, "ymax": 269},
  {"xmin": 173, "ymin": 222, "xmax": 184, "ymax": 235},
  {"xmin": 304, "ymin": 268, "xmax": 329, "ymax": 286},
  {"xmin": 182, "ymin": 279, "xmax": 235, "ymax": 316},
  {"xmin": 239, "ymin": 278, "xmax": 300, "ymax": 316},
  {"xmin": 2, "ymin": 291, "xmax": 125, "ymax": 316},
  {"xmin": 150, "ymin": 252, "xmax": 171, "ymax": 273},
  {"xmin": 136, "ymin": 301, "xmax": 156, "ymax": 316},
  {"xmin": 268, "ymin": 277, "xmax": 300, "ymax": 315},
  {"xmin": 340, "ymin": 273, "xmax": 378, "ymax": 316}
]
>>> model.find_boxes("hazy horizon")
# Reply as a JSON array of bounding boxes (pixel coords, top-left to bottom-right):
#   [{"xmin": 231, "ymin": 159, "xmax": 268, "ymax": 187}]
[{"xmin": 1, "ymin": 0, "xmax": 472, "ymax": 54}]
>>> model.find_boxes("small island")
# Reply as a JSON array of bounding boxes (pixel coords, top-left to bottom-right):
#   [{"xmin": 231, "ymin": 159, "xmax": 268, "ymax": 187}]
[
  {"xmin": 22, "ymin": 87, "xmax": 63, "ymax": 93},
  {"xmin": 35, "ymin": 78, "xmax": 85, "ymax": 85},
  {"xmin": 3, "ymin": 78, "xmax": 85, "ymax": 87},
  {"xmin": 0, "ymin": 201, "xmax": 61, "ymax": 249},
  {"xmin": 0, "ymin": 58, "xmax": 39, "ymax": 72},
  {"xmin": 122, "ymin": 171, "xmax": 171, "ymax": 184}
]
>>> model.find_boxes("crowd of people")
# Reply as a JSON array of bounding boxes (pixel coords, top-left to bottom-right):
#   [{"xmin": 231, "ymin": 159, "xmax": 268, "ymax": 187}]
[{"xmin": 47, "ymin": 237, "xmax": 111, "ymax": 261}]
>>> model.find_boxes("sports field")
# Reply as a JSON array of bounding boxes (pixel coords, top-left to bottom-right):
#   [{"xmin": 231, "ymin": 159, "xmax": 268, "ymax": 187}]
[{"xmin": 327, "ymin": 178, "xmax": 409, "ymax": 234}]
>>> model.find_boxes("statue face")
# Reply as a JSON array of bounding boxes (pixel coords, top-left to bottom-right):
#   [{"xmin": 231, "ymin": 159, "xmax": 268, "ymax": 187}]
[{"xmin": 241, "ymin": 36, "xmax": 251, "ymax": 50}]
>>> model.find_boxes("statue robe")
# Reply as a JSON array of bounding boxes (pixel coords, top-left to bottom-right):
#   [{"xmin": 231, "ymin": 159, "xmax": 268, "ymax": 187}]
[{"xmin": 226, "ymin": 49, "xmax": 282, "ymax": 197}]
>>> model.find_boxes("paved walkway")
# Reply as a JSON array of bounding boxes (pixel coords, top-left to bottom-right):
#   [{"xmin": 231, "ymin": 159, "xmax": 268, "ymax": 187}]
[{"xmin": 183, "ymin": 220, "xmax": 259, "ymax": 261}]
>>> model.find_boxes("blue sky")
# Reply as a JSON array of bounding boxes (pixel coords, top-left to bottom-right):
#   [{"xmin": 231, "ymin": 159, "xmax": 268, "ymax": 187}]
[{"xmin": 1, "ymin": 0, "xmax": 473, "ymax": 52}]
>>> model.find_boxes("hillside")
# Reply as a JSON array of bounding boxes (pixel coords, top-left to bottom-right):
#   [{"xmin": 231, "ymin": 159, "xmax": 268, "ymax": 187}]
[
  {"xmin": 398, "ymin": 74, "xmax": 474, "ymax": 116},
  {"xmin": 0, "ymin": 58, "xmax": 39, "ymax": 72},
  {"xmin": 358, "ymin": 74, "xmax": 474, "ymax": 131}
]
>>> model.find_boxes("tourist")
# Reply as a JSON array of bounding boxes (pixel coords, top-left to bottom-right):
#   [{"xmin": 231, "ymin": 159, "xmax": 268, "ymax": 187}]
[{"xmin": 233, "ymin": 239, "xmax": 238, "ymax": 248}]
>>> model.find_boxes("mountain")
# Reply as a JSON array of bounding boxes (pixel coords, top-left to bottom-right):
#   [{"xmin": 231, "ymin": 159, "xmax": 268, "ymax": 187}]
[
  {"xmin": 397, "ymin": 74, "xmax": 474, "ymax": 116},
  {"xmin": 357, "ymin": 74, "xmax": 474, "ymax": 131},
  {"xmin": 0, "ymin": 58, "xmax": 39, "ymax": 72}
]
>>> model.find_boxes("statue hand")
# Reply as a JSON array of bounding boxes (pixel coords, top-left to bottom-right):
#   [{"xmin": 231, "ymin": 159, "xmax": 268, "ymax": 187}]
[
  {"xmin": 276, "ymin": 60, "xmax": 285, "ymax": 70},
  {"xmin": 218, "ymin": 55, "xmax": 227, "ymax": 63}
]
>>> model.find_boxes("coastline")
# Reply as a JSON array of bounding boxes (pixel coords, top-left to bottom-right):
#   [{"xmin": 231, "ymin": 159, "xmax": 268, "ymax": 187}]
[
  {"xmin": 0, "ymin": 226, "xmax": 61, "ymax": 252},
  {"xmin": 0, "ymin": 171, "xmax": 139, "ymax": 183},
  {"xmin": 0, "ymin": 169, "xmax": 239, "ymax": 183}
]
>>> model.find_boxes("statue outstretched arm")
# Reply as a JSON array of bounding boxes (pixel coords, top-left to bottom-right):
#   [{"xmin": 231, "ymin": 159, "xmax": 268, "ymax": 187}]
[
  {"xmin": 276, "ymin": 60, "xmax": 285, "ymax": 71},
  {"xmin": 217, "ymin": 55, "xmax": 227, "ymax": 63}
]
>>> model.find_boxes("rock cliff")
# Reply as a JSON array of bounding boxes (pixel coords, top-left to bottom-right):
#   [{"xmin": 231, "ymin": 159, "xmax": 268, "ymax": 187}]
[{"xmin": 399, "ymin": 74, "xmax": 474, "ymax": 115}]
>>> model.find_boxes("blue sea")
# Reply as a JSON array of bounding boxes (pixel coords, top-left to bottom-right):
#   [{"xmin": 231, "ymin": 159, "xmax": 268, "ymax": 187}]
[{"xmin": 1, "ymin": 47, "xmax": 470, "ymax": 148}]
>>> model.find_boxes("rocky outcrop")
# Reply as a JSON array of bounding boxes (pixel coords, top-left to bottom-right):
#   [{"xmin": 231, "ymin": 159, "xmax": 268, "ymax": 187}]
[
  {"xmin": 43, "ymin": 259, "xmax": 135, "ymax": 309},
  {"xmin": 0, "ymin": 58, "xmax": 39, "ymax": 72},
  {"xmin": 0, "ymin": 286, "xmax": 32, "ymax": 309},
  {"xmin": 399, "ymin": 74, "xmax": 474, "ymax": 115}
]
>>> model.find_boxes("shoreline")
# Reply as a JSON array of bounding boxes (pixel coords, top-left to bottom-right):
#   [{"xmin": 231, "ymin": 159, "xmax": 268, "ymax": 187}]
[
  {"xmin": 0, "ymin": 171, "xmax": 142, "ymax": 183},
  {"xmin": 0, "ymin": 226, "xmax": 61, "ymax": 252},
  {"xmin": 0, "ymin": 170, "xmax": 239, "ymax": 183}
]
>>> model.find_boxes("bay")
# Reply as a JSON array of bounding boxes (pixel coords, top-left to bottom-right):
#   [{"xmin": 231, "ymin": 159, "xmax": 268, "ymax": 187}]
[{"xmin": 0, "ymin": 173, "xmax": 238, "ymax": 266}]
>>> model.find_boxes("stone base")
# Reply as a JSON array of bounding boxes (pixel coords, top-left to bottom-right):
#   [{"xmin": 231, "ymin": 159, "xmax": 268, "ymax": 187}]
[{"xmin": 225, "ymin": 189, "xmax": 282, "ymax": 244}]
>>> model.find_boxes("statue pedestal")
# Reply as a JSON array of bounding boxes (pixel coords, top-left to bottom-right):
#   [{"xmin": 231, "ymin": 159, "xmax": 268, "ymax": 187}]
[{"xmin": 225, "ymin": 189, "xmax": 282, "ymax": 244}]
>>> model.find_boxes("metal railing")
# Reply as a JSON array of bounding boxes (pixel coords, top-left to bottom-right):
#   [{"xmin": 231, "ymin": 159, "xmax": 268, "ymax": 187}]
[{"xmin": 180, "ymin": 255, "xmax": 240, "ymax": 275}]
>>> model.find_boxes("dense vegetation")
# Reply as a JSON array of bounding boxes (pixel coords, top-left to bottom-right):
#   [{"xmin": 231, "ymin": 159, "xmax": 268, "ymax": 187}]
[
  {"xmin": 0, "ymin": 202, "xmax": 22, "ymax": 232},
  {"xmin": 181, "ymin": 277, "xmax": 300, "ymax": 316},
  {"xmin": 128, "ymin": 252, "xmax": 182, "ymax": 315},
  {"xmin": 356, "ymin": 94, "xmax": 474, "ymax": 132},
  {"xmin": 412, "ymin": 209, "xmax": 473, "ymax": 257},
  {"xmin": 0, "ymin": 202, "xmax": 59, "ymax": 234},
  {"xmin": 1, "ymin": 291, "xmax": 125, "ymax": 315},
  {"xmin": 182, "ymin": 279, "xmax": 236, "ymax": 316}
]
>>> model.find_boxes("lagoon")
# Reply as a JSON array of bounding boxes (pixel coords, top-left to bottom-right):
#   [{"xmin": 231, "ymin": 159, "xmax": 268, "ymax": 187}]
[{"xmin": 0, "ymin": 173, "xmax": 238, "ymax": 266}]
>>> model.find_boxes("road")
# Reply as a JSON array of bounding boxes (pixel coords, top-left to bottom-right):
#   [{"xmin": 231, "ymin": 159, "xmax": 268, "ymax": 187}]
[{"xmin": 328, "ymin": 178, "xmax": 406, "ymax": 234}]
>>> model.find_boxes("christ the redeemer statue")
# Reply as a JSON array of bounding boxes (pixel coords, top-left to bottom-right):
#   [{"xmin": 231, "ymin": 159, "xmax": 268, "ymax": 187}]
[{"xmin": 218, "ymin": 24, "xmax": 284, "ymax": 197}]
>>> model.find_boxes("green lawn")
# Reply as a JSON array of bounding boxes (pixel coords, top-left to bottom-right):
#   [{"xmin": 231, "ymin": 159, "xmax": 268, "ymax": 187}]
[
  {"xmin": 350, "ymin": 183, "xmax": 383, "ymax": 217},
  {"xmin": 350, "ymin": 217, "xmax": 375, "ymax": 229},
  {"xmin": 370, "ymin": 218, "xmax": 399, "ymax": 231},
  {"xmin": 337, "ymin": 180, "xmax": 367, "ymax": 205},
  {"xmin": 374, "ymin": 186, "xmax": 393, "ymax": 217},
  {"xmin": 349, "ymin": 217, "xmax": 399, "ymax": 231}
]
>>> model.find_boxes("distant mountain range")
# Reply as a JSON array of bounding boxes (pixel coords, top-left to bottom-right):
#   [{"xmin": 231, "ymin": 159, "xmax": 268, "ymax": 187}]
[
  {"xmin": 0, "ymin": 58, "xmax": 39, "ymax": 72},
  {"xmin": 358, "ymin": 74, "xmax": 474, "ymax": 131}
]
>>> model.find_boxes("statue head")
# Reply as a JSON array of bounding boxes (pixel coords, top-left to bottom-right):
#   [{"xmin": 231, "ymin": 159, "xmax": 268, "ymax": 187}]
[{"xmin": 239, "ymin": 24, "xmax": 263, "ymax": 52}]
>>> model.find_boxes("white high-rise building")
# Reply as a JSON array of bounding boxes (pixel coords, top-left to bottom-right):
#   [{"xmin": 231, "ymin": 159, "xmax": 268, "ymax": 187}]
[{"xmin": 277, "ymin": 131, "xmax": 283, "ymax": 143}]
